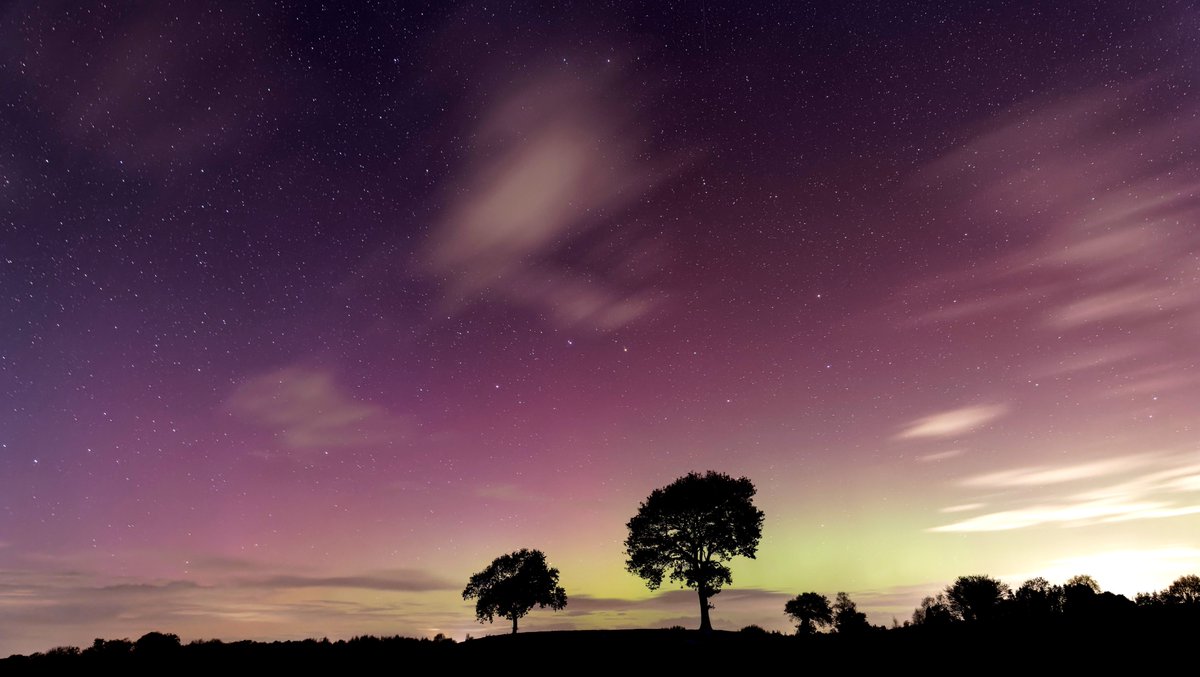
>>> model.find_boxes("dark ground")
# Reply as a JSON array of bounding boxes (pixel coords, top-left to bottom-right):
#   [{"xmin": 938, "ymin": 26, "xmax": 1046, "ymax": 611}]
[{"xmin": 1, "ymin": 620, "xmax": 1190, "ymax": 674}]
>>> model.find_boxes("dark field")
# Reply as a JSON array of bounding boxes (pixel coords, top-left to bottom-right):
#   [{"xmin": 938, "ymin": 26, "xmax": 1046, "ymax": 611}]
[{"xmin": 4, "ymin": 615, "xmax": 1195, "ymax": 674}]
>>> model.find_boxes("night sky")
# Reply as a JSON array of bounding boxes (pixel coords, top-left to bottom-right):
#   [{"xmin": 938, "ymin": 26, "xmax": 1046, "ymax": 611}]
[{"xmin": 4, "ymin": 1, "xmax": 1200, "ymax": 655}]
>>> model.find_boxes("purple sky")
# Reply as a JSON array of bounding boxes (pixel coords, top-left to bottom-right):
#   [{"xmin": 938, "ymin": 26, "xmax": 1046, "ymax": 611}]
[{"xmin": 3, "ymin": 0, "xmax": 1200, "ymax": 656}]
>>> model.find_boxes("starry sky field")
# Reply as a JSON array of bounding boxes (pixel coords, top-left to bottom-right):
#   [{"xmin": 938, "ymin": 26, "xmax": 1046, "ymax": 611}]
[{"xmin": 3, "ymin": 1, "xmax": 1200, "ymax": 655}]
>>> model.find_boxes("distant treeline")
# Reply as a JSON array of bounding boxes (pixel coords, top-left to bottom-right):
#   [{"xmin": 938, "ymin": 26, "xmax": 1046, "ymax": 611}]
[
  {"xmin": 782, "ymin": 573, "xmax": 1200, "ymax": 634},
  {"xmin": 904, "ymin": 572, "xmax": 1200, "ymax": 628},
  {"xmin": 2, "ymin": 633, "xmax": 458, "ymax": 671},
  {"xmin": 4, "ymin": 574, "xmax": 1199, "ymax": 670}
]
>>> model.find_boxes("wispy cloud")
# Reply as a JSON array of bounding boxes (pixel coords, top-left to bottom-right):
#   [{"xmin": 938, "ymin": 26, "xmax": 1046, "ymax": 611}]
[
  {"xmin": 1029, "ymin": 342, "xmax": 1148, "ymax": 379},
  {"xmin": 417, "ymin": 67, "xmax": 676, "ymax": 330},
  {"xmin": 1047, "ymin": 284, "xmax": 1190, "ymax": 329},
  {"xmin": 930, "ymin": 498, "xmax": 1200, "ymax": 532},
  {"xmin": 916, "ymin": 449, "xmax": 965, "ymax": 463},
  {"xmin": 895, "ymin": 405, "xmax": 1007, "ymax": 440},
  {"xmin": 904, "ymin": 74, "xmax": 1200, "ymax": 401},
  {"xmin": 960, "ymin": 455, "xmax": 1153, "ymax": 489},
  {"xmin": 0, "ymin": 565, "xmax": 460, "ymax": 657},
  {"xmin": 940, "ymin": 503, "xmax": 985, "ymax": 513},
  {"xmin": 932, "ymin": 454, "xmax": 1200, "ymax": 532},
  {"xmin": 9, "ymin": 4, "xmax": 284, "ymax": 174},
  {"xmin": 226, "ymin": 367, "xmax": 411, "ymax": 457},
  {"xmin": 242, "ymin": 570, "xmax": 456, "ymax": 593},
  {"xmin": 1105, "ymin": 365, "xmax": 1200, "ymax": 398}
]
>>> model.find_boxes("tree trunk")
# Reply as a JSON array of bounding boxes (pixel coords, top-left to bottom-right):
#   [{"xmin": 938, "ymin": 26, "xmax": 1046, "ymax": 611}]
[
  {"xmin": 512, "ymin": 616, "xmax": 519, "ymax": 634},
  {"xmin": 698, "ymin": 588, "xmax": 713, "ymax": 632}
]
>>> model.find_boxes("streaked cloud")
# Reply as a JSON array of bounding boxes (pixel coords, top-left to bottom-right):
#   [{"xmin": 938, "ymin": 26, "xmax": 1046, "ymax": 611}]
[
  {"xmin": 895, "ymin": 405, "xmax": 1007, "ymax": 440},
  {"xmin": 418, "ymin": 67, "xmax": 675, "ymax": 330},
  {"xmin": 226, "ymin": 367, "xmax": 411, "ymax": 456},
  {"xmin": 0, "ymin": 564, "xmax": 799, "ymax": 655},
  {"xmin": 1047, "ymin": 284, "xmax": 1189, "ymax": 329},
  {"xmin": 1029, "ymin": 342, "xmax": 1147, "ymax": 379},
  {"xmin": 1105, "ymin": 365, "xmax": 1200, "ymax": 398},
  {"xmin": 906, "ymin": 74, "xmax": 1200, "ymax": 402},
  {"xmin": 930, "ymin": 498, "xmax": 1200, "ymax": 532},
  {"xmin": 932, "ymin": 453, "xmax": 1200, "ymax": 532},
  {"xmin": 916, "ymin": 449, "xmax": 965, "ymax": 463},
  {"xmin": 243, "ymin": 570, "xmax": 457, "ymax": 593},
  {"xmin": 0, "ymin": 565, "xmax": 460, "ymax": 657},
  {"xmin": 961, "ymin": 455, "xmax": 1152, "ymax": 488},
  {"xmin": 940, "ymin": 503, "xmax": 985, "ymax": 513}
]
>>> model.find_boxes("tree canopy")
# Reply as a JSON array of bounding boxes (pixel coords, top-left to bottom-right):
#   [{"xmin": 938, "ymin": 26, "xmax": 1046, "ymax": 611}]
[
  {"xmin": 784, "ymin": 592, "xmax": 833, "ymax": 635},
  {"xmin": 624, "ymin": 470, "xmax": 765, "ymax": 631},
  {"xmin": 462, "ymin": 548, "xmax": 567, "ymax": 634},
  {"xmin": 945, "ymin": 574, "xmax": 1010, "ymax": 623},
  {"xmin": 911, "ymin": 593, "xmax": 955, "ymax": 626},
  {"xmin": 832, "ymin": 592, "xmax": 872, "ymax": 634},
  {"xmin": 1012, "ymin": 577, "xmax": 1063, "ymax": 619},
  {"xmin": 1162, "ymin": 574, "xmax": 1200, "ymax": 605}
]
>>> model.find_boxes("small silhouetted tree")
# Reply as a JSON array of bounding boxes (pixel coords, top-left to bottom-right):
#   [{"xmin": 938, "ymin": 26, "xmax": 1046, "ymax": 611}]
[
  {"xmin": 1162, "ymin": 574, "xmax": 1200, "ymax": 605},
  {"xmin": 462, "ymin": 548, "xmax": 567, "ymax": 634},
  {"xmin": 785, "ymin": 592, "xmax": 833, "ymax": 635},
  {"xmin": 912, "ymin": 594, "xmax": 954, "ymax": 626},
  {"xmin": 1063, "ymin": 574, "xmax": 1101, "ymax": 616},
  {"xmin": 1065, "ymin": 574, "xmax": 1100, "ymax": 593},
  {"xmin": 134, "ymin": 632, "xmax": 181, "ymax": 658},
  {"xmin": 1135, "ymin": 591, "xmax": 1163, "ymax": 607},
  {"xmin": 832, "ymin": 592, "xmax": 872, "ymax": 634},
  {"xmin": 624, "ymin": 470, "xmax": 765, "ymax": 631},
  {"xmin": 1012, "ymin": 577, "xmax": 1063, "ymax": 620},
  {"xmin": 84, "ymin": 638, "xmax": 134, "ymax": 659},
  {"xmin": 946, "ymin": 575, "xmax": 1009, "ymax": 623}
]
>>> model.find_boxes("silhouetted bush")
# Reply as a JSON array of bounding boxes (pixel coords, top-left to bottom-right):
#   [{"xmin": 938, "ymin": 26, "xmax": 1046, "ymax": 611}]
[
  {"xmin": 784, "ymin": 592, "xmax": 833, "ymax": 635},
  {"xmin": 945, "ymin": 575, "xmax": 1009, "ymax": 623},
  {"xmin": 135, "ymin": 631, "xmax": 181, "ymax": 657},
  {"xmin": 1162, "ymin": 574, "xmax": 1200, "ymax": 605},
  {"xmin": 911, "ymin": 594, "xmax": 954, "ymax": 626},
  {"xmin": 832, "ymin": 592, "xmax": 873, "ymax": 634}
]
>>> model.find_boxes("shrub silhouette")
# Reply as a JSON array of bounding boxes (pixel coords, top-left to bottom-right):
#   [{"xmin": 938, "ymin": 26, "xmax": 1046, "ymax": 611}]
[
  {"xmin": 84, "ymin": 638, "xmax": 134, "ymax": 659},
  {"xmin": 784, "ymin": 592, "xmax": 833, "ymax": 635},
  {"xmin": 945, "ymin": 575, "xmax": 1009, "ymax": 623},
  {"xmin": 134, "ymin": 632, "xmax": 181, "ymax": 657},
  {"xmin": 832, "ymin": 592, "xmax": 872, "ymax": 634},
  {"xmin": 1162, "ymin": 574, "xmax": 1200, "ymax": 605},
  {"xmin": 1011, "ymin": 577, "xmax": 1063, "ymax": 620},
  {"xmin": 911, "ymin": 593, "xmax": 954, "ymax": 626}
]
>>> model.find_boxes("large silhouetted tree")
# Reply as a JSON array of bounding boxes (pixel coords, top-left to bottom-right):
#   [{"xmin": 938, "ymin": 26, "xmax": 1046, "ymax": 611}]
[
  {"xmin": 462, "ymin": 548, "xmax": 567, "ymax": 634},
  {"xmin": 785, "ymin": 592, "xmax": 833, "ymax": 635},
  {"xmin": 624, "ymin": 471, "xmax": 765, "ymax": 631},
  {"xmin": 945, "ymin": 575, "xmax": 1009, "ymax": 623}
]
